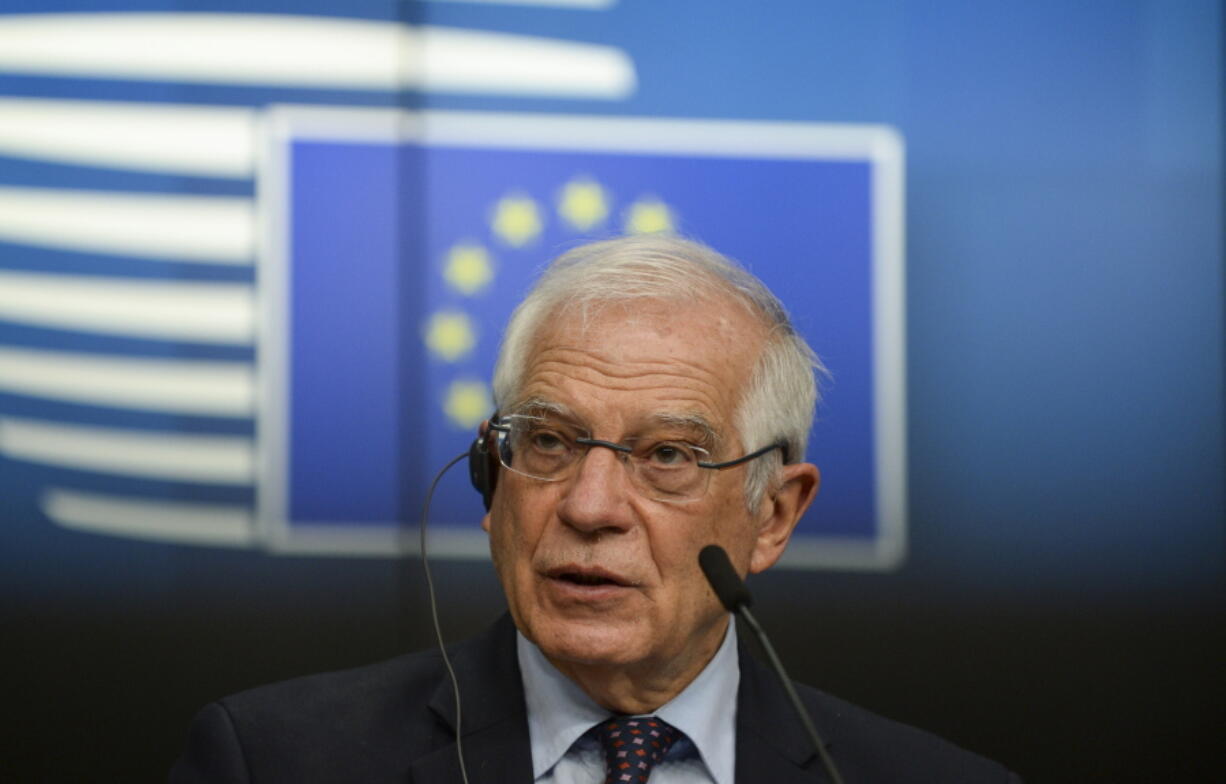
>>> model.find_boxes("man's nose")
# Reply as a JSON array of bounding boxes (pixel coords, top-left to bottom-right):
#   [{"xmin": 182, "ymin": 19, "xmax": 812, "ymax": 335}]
[{"xmin": 555, "ymin": 444, "xmax": 635, "ymax": 533}]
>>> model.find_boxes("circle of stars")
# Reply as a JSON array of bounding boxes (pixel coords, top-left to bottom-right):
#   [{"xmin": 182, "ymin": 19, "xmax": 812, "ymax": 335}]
[{"xmin": 430, "ymin": 176, "xmax": 678, "ymax": 428}]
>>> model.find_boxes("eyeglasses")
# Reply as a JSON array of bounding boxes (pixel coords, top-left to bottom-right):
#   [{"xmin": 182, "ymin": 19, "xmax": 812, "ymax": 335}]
[{"xmin": 489, "ymin": 414, "xmax": 786, "ymax": 503}]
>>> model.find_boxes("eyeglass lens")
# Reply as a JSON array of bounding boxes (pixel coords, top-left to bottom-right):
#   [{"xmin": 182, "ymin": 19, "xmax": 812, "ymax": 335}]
[{"xmin": 499, "ymin": 416, "xmax": 711, "ymax": 501}]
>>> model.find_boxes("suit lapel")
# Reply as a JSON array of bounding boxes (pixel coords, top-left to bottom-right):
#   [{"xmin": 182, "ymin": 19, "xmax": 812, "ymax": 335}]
[
  {"xmin": 735, "ymin": 643, "xmax": 836, "ymax": 783},
  {"xmin": 407, "ymin": 723, "xmax": 532, "ymax": 784},
  {"xmin": 409, "ymin": 618, "xmax": 839, "ymax": 783},
  {"xmin": 409, "ymin": 615, "xmax": 534, "ymax": 783}
]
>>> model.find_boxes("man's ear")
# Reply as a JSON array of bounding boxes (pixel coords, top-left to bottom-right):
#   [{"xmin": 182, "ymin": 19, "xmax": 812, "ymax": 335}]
[{"xmin": 748, "ymin": 462, "xmax": 820, "ymax": 574}]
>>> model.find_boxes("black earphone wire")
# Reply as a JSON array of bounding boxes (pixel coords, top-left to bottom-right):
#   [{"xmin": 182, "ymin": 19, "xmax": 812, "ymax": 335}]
[{"xmin": 420, "ymin": 450, "xmax": 472, "ymax": 784}]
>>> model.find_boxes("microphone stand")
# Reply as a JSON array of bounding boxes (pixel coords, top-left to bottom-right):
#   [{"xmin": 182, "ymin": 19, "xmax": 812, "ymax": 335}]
[
  {"xmin": 700, "ymin": 544, "xmax": 845, "ymax": 784},
  {"xmin": 736, "ymin": 604, "xmax": 845, "ymax": 784}
]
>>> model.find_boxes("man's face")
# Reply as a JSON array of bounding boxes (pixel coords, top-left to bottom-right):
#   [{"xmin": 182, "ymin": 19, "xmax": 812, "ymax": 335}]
[{"xmin": 482, "ymin": 298, "xmax": 787, "ymax": 690}]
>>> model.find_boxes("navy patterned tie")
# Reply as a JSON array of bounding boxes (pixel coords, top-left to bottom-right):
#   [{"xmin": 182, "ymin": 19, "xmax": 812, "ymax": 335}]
[{"xmin": 596, "ymin": 715, "xmax": 681, "ymax": 784}]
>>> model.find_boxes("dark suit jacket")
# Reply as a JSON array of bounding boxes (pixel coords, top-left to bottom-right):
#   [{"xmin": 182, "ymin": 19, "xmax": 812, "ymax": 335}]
[{"xmin": 170, "ymin": 615, "xmax": 1020, "ymax": 783}]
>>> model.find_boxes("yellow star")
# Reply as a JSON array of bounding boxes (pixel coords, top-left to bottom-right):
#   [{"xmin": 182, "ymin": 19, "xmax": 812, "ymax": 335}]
[
  {"xmin": 491, "ymin": 192, "xmax": 543, "ymax": 247},
  {"xmin": 424, "ymin": 311, "xmax": 477, "ymax": 362},
  {"xmin": 557, "ymin": 176, "xmax": 609, "ymax": 231},
  {"xmin": 444, "ymin": 380, "xmax": 492, "ymax": 429},
  {"xmin": 623, "ymin": 197, "xmax": 676, "ymax": 235},
  {"xmin": 443, "ymin": 242, "xmax": 495, "ymax": 295}
]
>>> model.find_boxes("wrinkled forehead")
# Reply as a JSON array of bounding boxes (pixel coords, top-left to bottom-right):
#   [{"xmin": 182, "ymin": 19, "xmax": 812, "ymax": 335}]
[{"xmin": 514, "ymin": 297, "xmax": 768, "ymax": 441}]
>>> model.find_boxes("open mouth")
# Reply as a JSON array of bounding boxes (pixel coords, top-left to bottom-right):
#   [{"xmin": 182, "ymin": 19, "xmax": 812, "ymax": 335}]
[
  {"xmin": 546, "ymin": 567, "xmax": 631, "ymax": 588},
  {"xmin": 558, "ymin": 572, "xmax": 620, "ymax": 586}
]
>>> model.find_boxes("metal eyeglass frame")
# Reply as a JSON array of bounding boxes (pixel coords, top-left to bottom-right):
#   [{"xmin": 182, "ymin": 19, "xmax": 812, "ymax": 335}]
[{"xmin": 488, "ymin": 416, "xmax": 788, "ymax": 500}]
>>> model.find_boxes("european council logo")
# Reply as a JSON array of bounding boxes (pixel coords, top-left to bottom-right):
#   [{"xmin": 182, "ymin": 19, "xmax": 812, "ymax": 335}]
[{"xmin": 0, "ymin": 9, "xmax": 905, "ymax": 569}]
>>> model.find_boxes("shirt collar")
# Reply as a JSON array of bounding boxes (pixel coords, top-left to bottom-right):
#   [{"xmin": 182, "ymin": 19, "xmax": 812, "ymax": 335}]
[
  {"xmin": 518, "ymin": 630, "xmax": 608, "ymax": 779},
  {"xmin": 518, "ymin": 618, "xmax": 740, "ymax": 784}
]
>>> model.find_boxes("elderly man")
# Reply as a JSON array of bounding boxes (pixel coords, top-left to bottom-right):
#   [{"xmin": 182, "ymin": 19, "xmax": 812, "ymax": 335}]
[{"xmin": 172, "ymin": 236, "xmax": 1019, "ymax": 783}]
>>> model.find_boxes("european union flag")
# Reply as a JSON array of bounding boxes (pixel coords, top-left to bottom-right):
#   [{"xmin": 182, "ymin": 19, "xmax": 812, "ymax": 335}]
[{"xmin": 261, "ymin": 109, "xmax": 905, "ymax": 568}]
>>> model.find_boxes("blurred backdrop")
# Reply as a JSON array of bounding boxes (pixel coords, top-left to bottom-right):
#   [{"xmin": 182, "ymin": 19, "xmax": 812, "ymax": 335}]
[{"xmin": 0, "ymin": 1, "xmax": 1221, "ymax": 781}]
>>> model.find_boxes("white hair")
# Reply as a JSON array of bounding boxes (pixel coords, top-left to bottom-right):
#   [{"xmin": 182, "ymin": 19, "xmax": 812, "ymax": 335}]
[{"xmin": 492, "ymin": 234, "xmax": 826, "ymax": 511}]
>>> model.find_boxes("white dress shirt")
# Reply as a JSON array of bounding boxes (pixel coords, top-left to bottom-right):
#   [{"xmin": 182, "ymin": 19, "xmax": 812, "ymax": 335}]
[{"xmin": 518, "ymin": 619, "xmax": 739, "ymax": 784}]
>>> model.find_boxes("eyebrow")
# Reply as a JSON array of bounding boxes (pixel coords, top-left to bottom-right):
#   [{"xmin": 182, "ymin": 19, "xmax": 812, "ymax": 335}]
[
  {"xmin": 506, "ymin": 397, "xmax": 570, "ymax": 419},
  {"xmin": 505, "ymin": 398, "xmax": 721, "ymax": 447},
  {"xmin": 649, "ymin": 412, "xmax": 719, "ymax": 449}
]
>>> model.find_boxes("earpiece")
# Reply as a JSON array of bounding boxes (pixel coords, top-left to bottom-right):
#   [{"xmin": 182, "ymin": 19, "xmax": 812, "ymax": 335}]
[{"xmin": 467, "ymin": 416, "xmax": 501, "ymax": 511}]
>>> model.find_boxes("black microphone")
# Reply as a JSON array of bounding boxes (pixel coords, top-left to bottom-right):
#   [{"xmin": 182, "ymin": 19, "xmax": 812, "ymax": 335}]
[
  {"xmin": 699, "ymin": 545, "xmax": 846, "ymax": 784},
  {"xmin": 699, "ymin": 544, "xmax": 754, "ymax": 611}
]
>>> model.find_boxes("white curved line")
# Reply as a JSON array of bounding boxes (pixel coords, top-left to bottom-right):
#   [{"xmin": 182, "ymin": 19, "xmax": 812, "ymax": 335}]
[
  {"xmin": 0, "ymin": 14, "xmax": 635, "ymax": 98},
  {"xmin": 43, "ymin": 488, "xmax": 255, "ymax": 546},
  {"xmin": 0, "ymin": 186, "xmax": 254, "ymax": 263},
  {"xmin": 428, "ymin": 0, "xmax": 614, "ymax": 8},
  {"xmin": 0, "ymin": 98, "xmax": 255, "ymax": 176},
  {"xmin": 0, "ymin": 271, "xmax": 254, "ymax": 344},
  {"xmin": 418, "ymin": 27, "xmax": 634, "ymax": 97},
  {"xmin": 0, "ymin": 416, "xmax": 254, "ymax": 483},
  {"xmin": 0, "ymin": 346, "xmax": 253, "ymax": 416}
]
